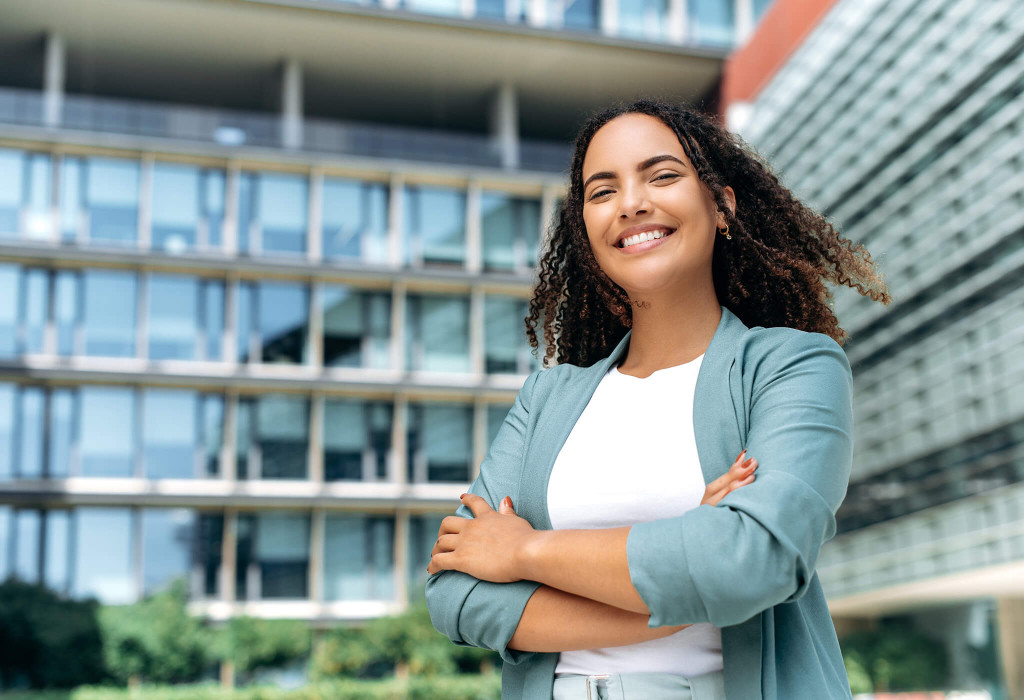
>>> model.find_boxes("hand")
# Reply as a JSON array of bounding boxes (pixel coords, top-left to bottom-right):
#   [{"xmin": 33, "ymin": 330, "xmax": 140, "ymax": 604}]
[
  {"xmin": 701, "ymin": 449, "xmax": 757, "ymax": 506},
  {"xmin": 426, "ymin": 493, "xmax": 538, "ymax": 582}
]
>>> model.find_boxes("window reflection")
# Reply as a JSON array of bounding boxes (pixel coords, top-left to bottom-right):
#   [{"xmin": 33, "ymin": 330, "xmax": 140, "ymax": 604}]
[
  {"xmin": 0, "ymin": 265, "xmax": 15, "ymax": 357},
  {"xmin": 143, "ymin": 389, "xmax": 198, "ymax": 479},
  {"xmin": 18, "ymin": 387, "xmax": 45, "ymax": 478},
  {"xmin": 45, "ymin": 510, "xmax": 71, "ymax": 595},
  {"xmin": 151, "ymin": 163, "xmax": 225, "ymax": 253},
  {"xmin": 323, "ymin": 399, "xmax": 392, "ymax": 481},
  {"xmin": 561, "ymin": 0, "xmax": 599, "ymax": 30},
  {"xmin": 238, "ymin": 281, "xmax": 310, "ymax": 365},
  {"xmin": 0, "ymin": 507, "xmax": 8, "ymax": 580},
  {"xmin": 80, "ymin": 387, "xmax": 135, "ymax": 477},
  {"xmin": 49, "ymin": 390, "xmax": 74, "ymax": 478},
  {"xmin": 402, "ymin": 0, "xmax": 461, "ymax": 16},
  {"xmin": 148, "ymin": 274, "xmax": 198, "ymax": 361},
  {"xmin": 237, "ymin": 512, "xmax": 310, "ymax": 599},
  {"xmin": 0, "ymin": 265, "xmax": 50, "ymax": 356},
  {"xmin": 239, "ymin": 171, "xmax": 309, "ymax": 256},
  {"xmin": 485, "ymin": 296, "xmax": 531, "ymax": 374},
  {"xmin": 14, "ymin": 509, "xmax": 41, "ymax": 583},
  {"xmin": 74, "ymin": 507, "xmax": 135, "ymax": 604},
  {"xmin": 407, "ymin": 402, "xmax": 472, "ymax": 483},
  {"xmin": 83, "ymin": 269, "xmax": 136, "ymax": 357},
  {"xmin": 0, "ymin": 148, "xmax": 51, "ymax": 240},
  {"xmin": 406, "ymin": 294, "xmax": 470, "ymax": 372},
  {"xmin": 687, "ymin": 0, "xmax": 735, "ymax": 45},
  {"xmin": 323, "ymin": 515, "xmax": 395, "ymax": 601},
  {"xmin": 197, "ymin": 513, "xmax": 223, "ymax": 598},
  {"xmin": 322, "ymin": 285, "xmax": 391, "ymax": 369},
  {"xmin": 619, "ymin": 0, "xmax": 669, "ymax": 40},
  {"xmin": 322, "ymin": 177, "xmax": 389, "ymax": 262},
  {"xmin": 481, "ymin": 192, "xmax": 541, "ymax": 271},
  {"xmin": 0, "ymin": 385, "xmax": 13, "ymax": 480},
  {"xmin": 403, "ymin": 185, "xmax": 466, "ymax": 266},
  {"xmin": 61, "ymin": 156, "xmax": 140, "ymax": 246},
  {"xmin": 237, "ymin": 395, "xmax": 310, "ymax": 480},
  {"xmin": 55, "ymin": 270, "xmax": 78, "ymax": 356},
  {"xmin": 142, "ymin": 508, "xmax": 195, "ymax": 595}
]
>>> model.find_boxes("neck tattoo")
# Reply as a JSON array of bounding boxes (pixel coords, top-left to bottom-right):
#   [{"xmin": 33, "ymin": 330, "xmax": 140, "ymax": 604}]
[{"xmin": 629, "ymin": 299, "xmax": 651, "ymax": 309}]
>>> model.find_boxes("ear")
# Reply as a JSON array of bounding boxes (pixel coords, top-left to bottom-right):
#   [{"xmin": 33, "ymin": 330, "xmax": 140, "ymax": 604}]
[{"xmin": 722, "ymin": 186, "xmax": 737, "ymax": 220}]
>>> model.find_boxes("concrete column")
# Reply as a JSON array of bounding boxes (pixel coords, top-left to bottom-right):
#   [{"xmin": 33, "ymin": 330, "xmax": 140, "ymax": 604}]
[
  {"xmin": 489, "ymin": 84, "xmax": 520, "ymax": 170},
  {"xmin": 221, "ymin": 508, "xmax": 238, "ymax": 604},
  {"xmin": 223, "ymin": 276, "xmax": 239, "ymax": 367},
  {"xmin": 309, "ymin": 282, "xmax": 324, "ymax": 368},
  {"xmin": 527, "ymin": 0, "xmax": 549, "ymax": 27},
  {"xmin": 138, "ymin": 156, "xmax": 154, "ymax": 251},
  {"xmin": 137, "ymin": 273, "xmax": 149, "ymax": 361},
  {"xmin": 43, "ymin": 33, "xmax": 65, "ymax": 128},
  {"xmin": 309, "ymin": 393, "xmax": 324, "ymax": 483},
  {"xmin": 308, "ymin": 167, "xmax": 323, "ymax": 263},
  {"xmin": 394, "ymin": 510, "xmax": 410, "ymax": 606},
  {"xmin": 224, "ymin": 164, "xmax": 240, "ymax": 255},
  {"xmin": 391, "ymin": 281, "xmax": 407, "ymax": 372},
  {"xmin": 310, "ymin": 508, "xmax": 325, "ymax": 603},
  {"xmin": 472, "ymin": 400, "xmax": 488, "ymax": 481},
  {"xmin": 392, "ymin": 396, "xmax": 408, "ymax": 485},
  {"xmin": 388, "ymin": 174, "xmax": 405, "ymax": 267},
  {"xmin": 600, "ymin": 0, "xmax": 618, "ymax": 37},
  {"xmin": 465, "ymin": 182, "xmax": 483, "ymax": 273},
  {"xmin": 221, "ymin": 391, "xmax": 238, "ymax": 481},
  {"xmin": 469, "ymin": 287, "xmax": 485, "ymax": 376},
  {"xmin": 280, "ymin": 58, "xmax": 304, "ymax": 150},
  {"xmin": 998, "ymin": 598, "xmax": 1024, "ymax": 700},
  {"xmin": 461, "ymin": 0, "xmax": 475, "ymax": 18},
  {"xmin": 667, "ymin": 0, "xmax": 687, "ymax": 44},
  {"xmin": 734, "ymin": 0, "xmax": 755, "ymax": 45}
]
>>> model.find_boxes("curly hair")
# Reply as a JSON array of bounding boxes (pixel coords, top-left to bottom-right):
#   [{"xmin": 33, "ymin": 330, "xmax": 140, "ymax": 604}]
[{"xmin": 525, "ymin": 97, "xmax": 892, "ymax": 368}]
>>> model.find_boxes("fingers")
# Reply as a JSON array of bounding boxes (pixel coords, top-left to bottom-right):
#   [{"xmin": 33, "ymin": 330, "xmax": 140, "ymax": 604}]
[
  {"xmin": 460, "ymin": 492, "xmax": 494, "ymax": 517},
  {"xmin": 706, "ymin": 450, "xmax": 753, "ymax": 493},
  {"xmin": 438, "ymin": 515, "xmax": 465, "ymax": 536},
  {"xmin": 498, "ymin": 496, "xmax": 515, "ymax": 514},
  {"xmin": 703, "ymin": 457, "xmax": 758, "ymax": 506}
]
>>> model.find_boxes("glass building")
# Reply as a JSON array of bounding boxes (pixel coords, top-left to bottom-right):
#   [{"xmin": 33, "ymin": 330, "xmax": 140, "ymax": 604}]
[
  {"xmin": 726, "ymin": 0, "xmax": 1024, "ymax": 695},
  {"xmin": 0, "ymin": 0, "xmax": 776, "ymax": 635}
]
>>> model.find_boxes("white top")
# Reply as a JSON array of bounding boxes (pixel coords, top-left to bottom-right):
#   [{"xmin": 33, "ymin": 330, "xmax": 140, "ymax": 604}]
[{"xmin": 546, "ymin": 352, "xmax": 723, "ymax": 677}]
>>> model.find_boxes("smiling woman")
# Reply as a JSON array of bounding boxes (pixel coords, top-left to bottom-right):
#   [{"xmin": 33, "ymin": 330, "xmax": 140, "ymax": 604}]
[{"xmin": 425, "ymin": 98, "xmax": 892, "ymax": 700}]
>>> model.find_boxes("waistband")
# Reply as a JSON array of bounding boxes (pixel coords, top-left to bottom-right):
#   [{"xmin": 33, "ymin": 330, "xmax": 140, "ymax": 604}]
[{"xmin": 551, "ymin": 669, "xmax": 726, "ymax": 700}]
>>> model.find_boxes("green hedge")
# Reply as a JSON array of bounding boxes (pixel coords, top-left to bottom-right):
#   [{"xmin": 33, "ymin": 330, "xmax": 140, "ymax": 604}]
[{"xmin": 0, "ymin": 673, "xmax": 501, "ymax": 700}]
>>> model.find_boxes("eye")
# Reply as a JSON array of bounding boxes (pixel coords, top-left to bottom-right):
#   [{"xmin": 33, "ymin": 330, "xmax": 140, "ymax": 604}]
[
  {"xmin": 588, "ymin": 189, "xmax": 613, "ymax": 201},
  {"xmin": 654, "ymin": 173, "xmax": 679, "ymax": 182}
]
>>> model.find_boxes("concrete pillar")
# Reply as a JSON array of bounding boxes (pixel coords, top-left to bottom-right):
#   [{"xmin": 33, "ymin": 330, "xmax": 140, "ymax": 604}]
[
  {"xmin": 392, "ymin": 396, "xmax": 408, "ymax": 485},
  {"xmin": 394, "ymin": 510, "xmax": 410, "ymax": 606},
  {"xmin": 310, "ymin": 508, "xmax": 325, "ymax": 603},
  {"xmin": 465, "ymin": 182, "xmax": 482, "ymax": 273},
  {"xmin": 667, "ymin": 0, "xmax": 687, "ymax": 44},
  {"xmin": 600, "ymin": 0, "xmax": 618, "ymax": 37},
  {"xmin": 309, "ymin": 283, "xmax": 324, "ymax": 369},
  {"xmin": 489, "ymin": 84, "xmax": 520, "ymax": 169},
  {"xmin": 461, "ymin": 0, "xmax": 475, "ymax": 19},
  {"xmin": 527, "ymin": 0, "xmax": 549, "ymax": 27},
  {"xmin": 309, "ymin": 393, "xmax": 324, "ymax": 483},
  {"xmin": 280, "ymin": 58, "xmax": 304, "ymax": 150},
  {"xmin": 43, "ymin": 33, "xmax": 65, "ymax": 128},
  {"xmin": 221, "ymin": 508, "xmax": 238, "ymax": 604},
  {"xmin": 308, "ymin": 167, "xmax": 323, "ymax": 263},
  {"xmin": 998, "ymin": 598, "xmax": 1024, "ymax": 700},
  {"xmin": 138, "ymin": 156, "xmax": 153, "ymax": 251},
  {"xmin": 388, "ymin": 174, "xmax": 405, "ymax": 267},
  {"xmin": 734, "ymin": 0, "xmax": 755, "ymax": 45}
]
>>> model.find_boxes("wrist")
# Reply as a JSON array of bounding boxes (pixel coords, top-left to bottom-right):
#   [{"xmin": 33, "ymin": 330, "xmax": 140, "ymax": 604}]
[{"xmin": 518, "ymin": 529, "xmax": 552, "ymax": 581}]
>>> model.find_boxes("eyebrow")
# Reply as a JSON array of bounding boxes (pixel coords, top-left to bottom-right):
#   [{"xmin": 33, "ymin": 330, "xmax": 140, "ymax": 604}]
[{"xmin": 583, "ymin": 154, "xmax": 687, "ymax": 191}]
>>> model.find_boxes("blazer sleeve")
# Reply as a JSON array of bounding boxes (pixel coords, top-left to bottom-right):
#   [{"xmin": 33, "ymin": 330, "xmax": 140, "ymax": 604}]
[
  {"xmin": 424, "ymin": 369, "xmax": 544, "ymax": 664},
  {"xmin": 626, "ymin": 331, "xmax": 854, "ymax": 628}
]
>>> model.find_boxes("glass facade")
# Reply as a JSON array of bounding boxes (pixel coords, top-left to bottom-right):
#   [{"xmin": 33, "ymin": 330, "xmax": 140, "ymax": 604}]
[
  {"xmin": 323, "ymin": 399, "xmax": 392, "ymax": 481},
  {"xmin": 151, "ymin": 163, "xmax": 225, "ymax": 253},
  {"xmin": 61, "ymin": 156, "xmax": 140, "ymax": 246},
  {"xmin": 323, "ymin": 515, "xmax": 395, "ymax": 600},
  {"xmin": 619, "ymin": 0, "xmax": 670, "ymax": 41},
  {"xmin": 407, "ymin": 402, "xmax": 473, "ymax": 483},
  {"xmin": 0, "ymin": 148, "xmax": 51, "ymax": 239},
  {"xmin": 405, "ymin": 294, "xmax": 470, "ymax": 372},
  {"xmin": 481, "ymin": 191, "xmax": 541, "ymax": 271},
  {"xmin": 237, "ymin": 512, "xmax": 310, "ymax": 599},
  {"xmin": 687, "ymin": 0, "xmax": 735, "ymax": 46},
  {"xmin": 239, "ymin": 171, "xmax": 309, "ymax": 255},
  {"xmin": 322, "ymin": 285, "xmax": 390, "ymax": 369},
  {"xmin": 83, "ymin": 269, "xmax": 136, "ymax": 357},
  {"xmin": 237, "ymin": 395, "xmax": 310, "ymax": 480},
  {"xmin": 402, "ymin": 184, "xmax": 466, "ymax": 266},
  {"xmin": 239, "ymin": 281, "xmax": 310, "ymax": 365},
  {"xmin": 322, "ymin": 176, "xmax": 389, "ymax": 262}
]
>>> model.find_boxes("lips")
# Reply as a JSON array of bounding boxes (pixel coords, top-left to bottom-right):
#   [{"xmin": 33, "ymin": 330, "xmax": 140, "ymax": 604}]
[{"xmin": 616, "ymin": 229, "xmax": 675, "ymax": 254}]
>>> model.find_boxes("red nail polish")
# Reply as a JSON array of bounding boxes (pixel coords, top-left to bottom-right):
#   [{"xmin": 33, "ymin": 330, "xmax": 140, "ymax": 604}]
[{"xmin": 460, "ymin": 493, "xmax": 467, "ymax": 498}]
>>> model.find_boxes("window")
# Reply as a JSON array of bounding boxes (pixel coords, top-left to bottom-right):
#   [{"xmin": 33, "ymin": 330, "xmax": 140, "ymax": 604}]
[
  {"xmin": 407, "ymin": 402, "xmax": 473, "ymax": 482},
  {"xmin": 237, "ymin": 395, "xmax": 310, "ymax": 480},
  {"xmin": 323, "ymin": 515, "xmax": 395, "ymax": 600},
  {"xmin": 79, "ymin": 387, "xmax": 135, "ymax": 477},
  {"xmin": 0, "ymin": 148, "xmax": 51, "ymax": 240},
  {"xmin": 61, "ymin": 156, "xmax": 140, "ymax": 246},
  {"xmin": 403, "ymin": 185, "xmax": 466, "ymax": 266},
  {"xmin": 74, "ymin": 507, "xmax": 134, "ymax": 604},
  {"xmin": 322, "ymin": 177, "xmax": 389, "ymax": 263},
  {"xmin": 17, "ymin": 387, "xmax": 45, "ymax": 478},
  {"xmin": 237, "ymin": 512, "xmax": 310, "ymax": 599},
  {"xmin": 147, "ymin": 275, "xmax": 225, "ymax": 361},
  {"xmin": 83, "ymin": 269, "xmax": 136, "ymax": 357},
  {"xmin": 407, "ymin": 514, "xmax": 446, "ymax": 591},
  {"xmin": 619, "ymin": 0, "xmax": 670, "ymax": 40},
  {"xmin": 151, "ymin": 163, "xmax": 225, "ymax": 253},
  {"xmin": 481, "ymin": 191, "xmax": 541, "ymax": 271},
  {"xmin": 484, "ymin": 296, "xmax": 531, "ymax": 373},
  {"xmin": 322, "ymin": 285, "xmax": 391, "ymax": 369},
  {"xmin": 0, "ymin": 265, "xmax": 50, "ymax": 356},
  {"xmin": 687, "ymin": 0, "xmax": 735, "ymax": 46},
  {"xmin": 238, "ymin": 281, "xmax": 310, "ymax": 365},
  {"xmin": 49, "ymin": 389, "xmax": 74, "ymax": 478},
  {"xmin": 0, "ymin": 264, "xmax": 16, "ymax": 357},
  {"xmin": 142, "ymin": 389, "xmax": 198, "ymax": 479},
  {"xmin": 561, "ymin": 0, "xmax": 599, "ymax": 30},
  {"xmin": 406, "ymin": 294, "xmax": 470, "ymax": 372},
  {"xmin": 323, "ymin": 399, "xmax": 392, "ymax": 481},
  {"xmin": 141, "ymin": 508, "xmax": 196, "ymax": 595},
  {"xmin": 239, "ymin": 171, "xmax": 309, "ymax": 256}
]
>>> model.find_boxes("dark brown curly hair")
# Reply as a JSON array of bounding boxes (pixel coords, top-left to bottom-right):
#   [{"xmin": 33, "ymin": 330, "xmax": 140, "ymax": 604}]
[{"xmin": 525, "ymin": 97, "xmax": 892, "ymax": 368}]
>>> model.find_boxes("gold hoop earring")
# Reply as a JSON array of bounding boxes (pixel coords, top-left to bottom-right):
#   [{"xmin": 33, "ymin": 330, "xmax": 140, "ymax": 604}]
[{"xmin": 718, "ymin": 224, "xmax": 731, "ymax": 240}]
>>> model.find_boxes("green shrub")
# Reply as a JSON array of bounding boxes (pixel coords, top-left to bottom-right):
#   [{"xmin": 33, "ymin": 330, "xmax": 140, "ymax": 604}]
[
  {"xmin": 0, "ymin": 578, "xmax": 106, "ymax": 689},
  {"xmin": 213, "ymin": 617, "xmax": 311, "ymax": 677},
  {"xmin": 98, "ymin": 579, "xmax": 216, "ymax": 685},
  {"xmin": 840, "ymin": 618, "xmax": 949, "ymax": 692}
]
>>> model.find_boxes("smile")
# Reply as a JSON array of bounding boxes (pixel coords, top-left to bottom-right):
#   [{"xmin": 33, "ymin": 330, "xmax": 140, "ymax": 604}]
[{"xmin": 617, "ymin": 228, "xmax": 675, "ymax": 253}]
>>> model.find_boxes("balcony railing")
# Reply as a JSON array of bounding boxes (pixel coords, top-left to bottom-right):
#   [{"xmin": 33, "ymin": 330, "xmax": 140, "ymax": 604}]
[{"xmin": 0, "ymin": 87, "xmax": 572, "ymax": 173}]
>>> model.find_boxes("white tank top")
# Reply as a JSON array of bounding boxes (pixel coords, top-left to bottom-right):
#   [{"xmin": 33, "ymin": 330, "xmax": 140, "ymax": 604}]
[{"xmin": 546, "ymin": 353, "xmax": 723, "ymax": 677}]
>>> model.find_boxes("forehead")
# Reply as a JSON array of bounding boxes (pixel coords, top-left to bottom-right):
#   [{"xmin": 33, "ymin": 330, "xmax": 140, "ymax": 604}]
[{"xmin": 583, "ymin": 113, "xmax": 688, "ymax": 174}]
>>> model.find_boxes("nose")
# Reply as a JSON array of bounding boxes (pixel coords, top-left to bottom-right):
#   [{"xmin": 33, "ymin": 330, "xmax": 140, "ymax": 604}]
[{"xmin": 618, "ymin": 183, "xmax": 650, "ymax": 219}]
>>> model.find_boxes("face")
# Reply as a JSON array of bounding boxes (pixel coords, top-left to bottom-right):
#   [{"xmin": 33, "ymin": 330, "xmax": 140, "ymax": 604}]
[{"xmin": 581, "ymin": 112, "xmax": 734, "ymax": 299}]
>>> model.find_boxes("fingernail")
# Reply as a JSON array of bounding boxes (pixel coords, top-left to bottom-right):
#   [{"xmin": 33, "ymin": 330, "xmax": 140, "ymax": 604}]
[
  {"xmin": 736, "ymin": 449, "xmax": 747, "ymax": 462},
  {"xmin": 502, "ymin": 497, "xmax": 512, "ymax": 507},
  {"xmin": 459, "ymin": 493, "xmax": 467, "ymax": 498},
  {"xmin": 742, "ymin": 458, "xmax": 754, "ymax": 469}
]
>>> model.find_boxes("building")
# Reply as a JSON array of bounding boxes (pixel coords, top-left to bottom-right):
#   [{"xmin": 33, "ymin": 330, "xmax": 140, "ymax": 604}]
[
  {"xmin": 0, "ymin": 0, "xmax": 776, "ymax": 628},
  {"xmin": 723, "ymin": 0, "xmax": 1024, "ymax": 696}
]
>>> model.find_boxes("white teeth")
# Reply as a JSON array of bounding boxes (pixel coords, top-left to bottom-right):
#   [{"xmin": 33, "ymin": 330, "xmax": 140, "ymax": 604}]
[{"xmin": 621, "ymin": 229, "xmax": 671, "ymax": 248}]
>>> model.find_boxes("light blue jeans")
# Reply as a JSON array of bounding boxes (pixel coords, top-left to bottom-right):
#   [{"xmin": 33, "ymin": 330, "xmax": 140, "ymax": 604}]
[{"xmin": 552, "ymin": 669, "xmax": 726, "ymax": 700}]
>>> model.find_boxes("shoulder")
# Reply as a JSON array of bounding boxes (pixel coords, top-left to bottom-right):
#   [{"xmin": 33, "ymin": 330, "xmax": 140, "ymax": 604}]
[
  {"xmin": 736, "ymin": 326, "xmax": 852, "ymax": 392},
  {"xmin": 520, "ymin": 360, "xmax": 600, "ymax": 405}
]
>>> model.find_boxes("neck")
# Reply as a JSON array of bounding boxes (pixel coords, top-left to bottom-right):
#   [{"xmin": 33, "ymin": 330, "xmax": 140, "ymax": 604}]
[{"xmin": 617, "ymin": 281, "xmax": 721, "ymax": 375}]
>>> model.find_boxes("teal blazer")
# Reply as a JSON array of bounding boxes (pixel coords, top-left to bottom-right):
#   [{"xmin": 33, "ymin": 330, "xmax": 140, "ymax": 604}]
[{"xmin": 426, "ymin": 306, "xmax": 854, "ymax": 699}]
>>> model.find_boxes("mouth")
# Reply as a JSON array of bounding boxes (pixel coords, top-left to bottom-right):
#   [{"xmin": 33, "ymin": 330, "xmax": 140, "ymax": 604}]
[{"xmin": 616, "ymin": 228, "xmax": 676, "ymax": 252}]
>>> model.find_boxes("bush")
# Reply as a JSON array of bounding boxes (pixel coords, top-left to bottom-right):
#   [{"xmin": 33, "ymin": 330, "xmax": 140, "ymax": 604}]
[
  {"xmin": 0, "ymin": 578, "xmax": 107, "ymax": 689},
  {"xmin": 213, "ymin": 616, "xmax": 311, "ymax": 678},
  {"xmin": 98, "ymin": 579, "xmax": 216, "ymax": 685},
  {"xmin": 840, "ymin": 618, "xmax": 949, "ymax": 692}
]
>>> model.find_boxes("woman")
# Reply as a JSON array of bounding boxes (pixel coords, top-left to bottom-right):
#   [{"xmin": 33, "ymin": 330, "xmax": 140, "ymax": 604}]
[{"xmin": 424, "ymin": 98, "xmax": 891, "ymax": 699}]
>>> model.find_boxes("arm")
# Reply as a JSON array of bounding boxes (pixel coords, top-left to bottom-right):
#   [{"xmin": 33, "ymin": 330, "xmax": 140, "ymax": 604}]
[{"xmin": 434, "ymin": 332, "xmax": 852, "ymax": 629}]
